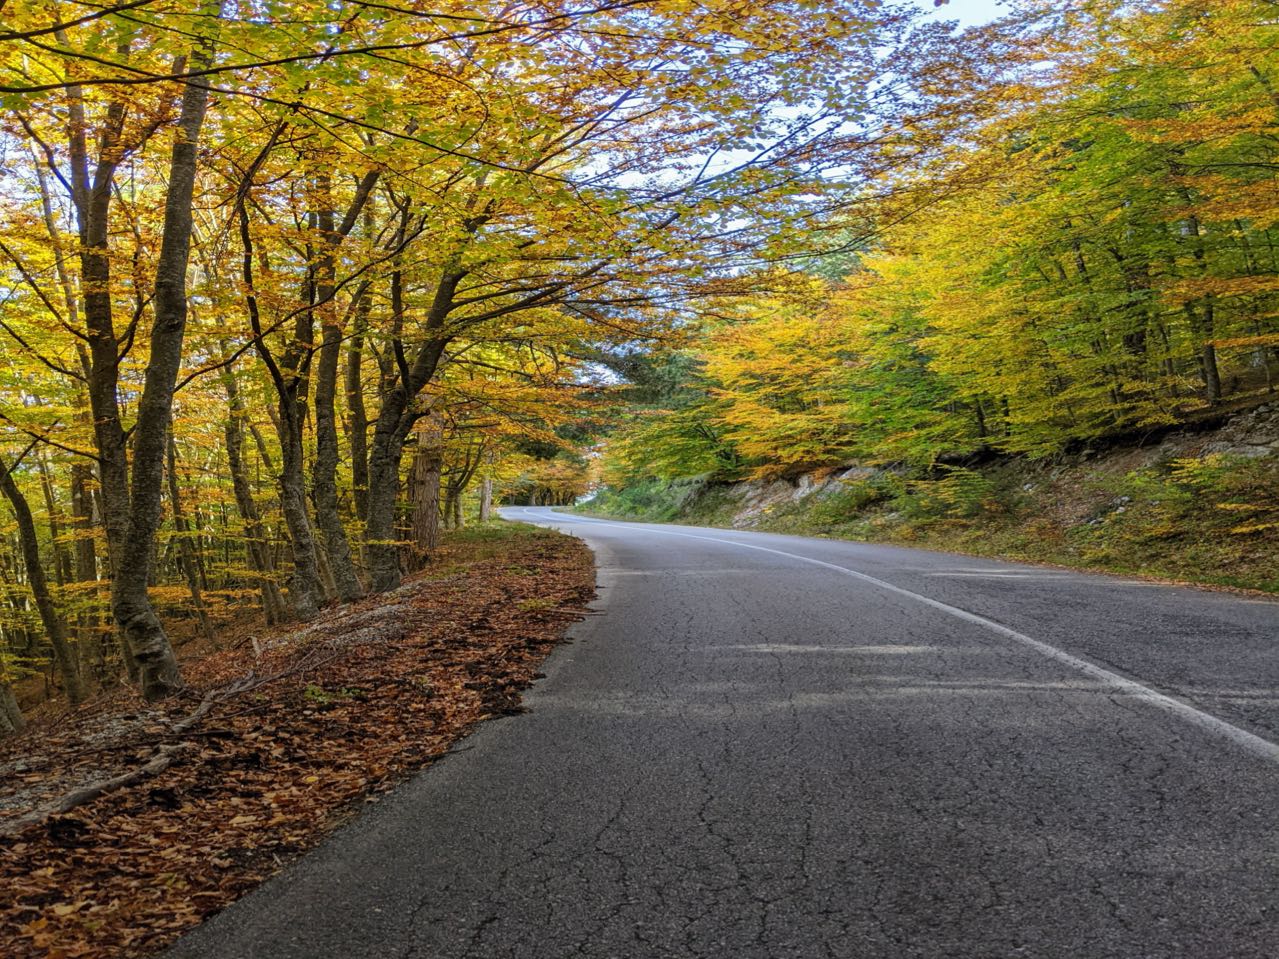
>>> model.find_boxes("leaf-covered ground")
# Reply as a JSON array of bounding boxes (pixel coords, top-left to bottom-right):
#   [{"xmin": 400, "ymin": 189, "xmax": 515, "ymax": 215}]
[{"xmin": 0, "ymin": 522, "xmax": 594, "ymax": 959}]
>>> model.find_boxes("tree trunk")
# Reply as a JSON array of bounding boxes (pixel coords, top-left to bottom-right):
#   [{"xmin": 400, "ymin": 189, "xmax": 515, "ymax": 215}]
[
  {"xmin": 277, "ymin": 413, "xmax": 325, "ymax": 619},
  {"xmin": 35, "ymin": 455, "xmax": 72, "ymax": 587},
  {"xmin": 1200, "ymin": 296, "xmax": 1222, "ymax": 402},
  {"xmin": 479, "ymin": 473, "xmax": 493, "ymax": 522},
  {"xmin": 365, "ymin": 388, "xmax": 418, "ymax": 592},
  {"xmin": 76, "ymin": 105, "xmax": 131, "ymax": 583},
  {"xmin": 233, "ymin": 145, "xmax": 324, "ymax": 622},
  {"xmin": 346, "ymin": 288, "xmax": 371, "ymax": 522},
  {"xmin": 224, "ymin": 375, "xmax": 287, "ymax": 625},
  {"xmin": 166, "ymin": 435, "xmax": 214, "ymax": 642},
  {"xmin": 111, "ymin": 43, "xmax": 217, "ymax": 700},
  {"xmin": 310, "ymin": 172, "xmax": 365, "ymax": 603},
  {"xmin": 0, "ymin": 684, "xmax": 23, "ymax": 737},
  {"xmin": 69, "ymin": 462, "xmax": 107, "ymax": 680},
  {"xmin": 0, "ymin": 458, "xmax": 86, "ymax": 704},
  {"xmin": 408, "ymin": 416, "xmax": 443, "ymax": 568},
  {"xmin": 363, "ymin": 266, "xmax": 459, "ymax": 592},
  {"xmin": 1174, "ymin": 191, "xmax": 1223, "ymax": 404}
]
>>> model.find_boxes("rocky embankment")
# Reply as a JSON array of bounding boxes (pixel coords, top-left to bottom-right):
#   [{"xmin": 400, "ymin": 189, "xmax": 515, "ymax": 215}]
[{"xmin": 589, "ymin": 402, "xmax": 1279, "ymax": 593}]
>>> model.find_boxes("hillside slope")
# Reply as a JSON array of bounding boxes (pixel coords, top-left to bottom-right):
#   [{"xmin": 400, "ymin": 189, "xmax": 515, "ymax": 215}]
[{"xmin": 583, "ymin": 403, "xmax": 1279, "ymax": 593}]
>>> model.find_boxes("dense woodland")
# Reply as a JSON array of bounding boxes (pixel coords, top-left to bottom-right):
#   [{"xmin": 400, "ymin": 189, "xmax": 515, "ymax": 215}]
[
  {"xmin": 602, "ymin": 0, "xmax": 1279, "ymax": 495},
  {"xmin": 0, "ymin": 0, "xmax": 931, "ymax": 723},
  {"xmin": 1, "ymin": 0, "xmax": 1276, "ymax": 726}
]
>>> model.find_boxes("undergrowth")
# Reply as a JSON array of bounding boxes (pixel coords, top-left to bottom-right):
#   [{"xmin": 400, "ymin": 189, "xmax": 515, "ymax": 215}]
[{"xmin": 584, "ymin": 454, "xmax": 1279, "ymax": 593}]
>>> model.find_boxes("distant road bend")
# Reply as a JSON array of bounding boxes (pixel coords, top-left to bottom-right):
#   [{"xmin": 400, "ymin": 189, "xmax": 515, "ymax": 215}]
[{"xmin": 168, "ymin": 507, "xmax": 1279, "ymax": 959}]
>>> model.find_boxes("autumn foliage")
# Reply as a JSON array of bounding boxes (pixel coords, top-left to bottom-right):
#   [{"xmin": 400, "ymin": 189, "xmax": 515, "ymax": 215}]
[
  {"xmin": 0, "ymin": 0, "xmax": 912, "ymax": 712},
  {"xmin": 599, "ymin": 0, "xmax": 1279, "ymax": 489}
]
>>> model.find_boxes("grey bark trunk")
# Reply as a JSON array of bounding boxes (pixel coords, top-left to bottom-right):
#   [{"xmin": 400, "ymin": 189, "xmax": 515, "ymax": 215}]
[
  {"xmin": 166, "ymin": 436, "xmax": 214, "ymax": 642},
  {"xmin": 111, "ymin": 42, "xmax": 217, "ymax": 700},
  {"xmin": 310, "ymin": 172, "xmax": 378, "ymax": 602},
  {"xmin": 277, "ymin": 417, "xmax": 325, "ymax": 619},
  {"xmin": 224, "ymin": 375, "xmax": 287, "ymax": 624},
  {"xmin": 365, "ymin": 394, "xmax": 417, "ymax": 592},
  {"xmin": 70, "ymin": 462, "xmax": 106, "ymax": 679},
  {"xmin": 479, "ymin": 474, "xmax": 493, "ymax": 522},
  {"xmin": 346, "ymin": 291, "xmax": 371, "ymax": 522},
  {"xmin": 310, "ymin": 174, "xmax": 365, "ymax": 603},
  {"xmin": 408, "ymin": 417, "xmax": 443, "ymax": 568},
  {"xmin": 0, "ymin": 685, "xmax": 23, "ymax": 737},
  {"xmin": 0, "ymin": 458, "xmax": 86, "ymax": 704},
  {"xmin": 74, "ymin": 98, "xmax": 131, "ymax": 580}
]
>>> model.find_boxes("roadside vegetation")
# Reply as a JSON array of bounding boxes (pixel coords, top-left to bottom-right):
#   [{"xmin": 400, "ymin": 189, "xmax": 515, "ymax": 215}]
[
  {"xmin": 0, "ymin": 0, "xmax": 919, "ymax": 724},
  {"xmin": 587, "ymin": 441, "xmax": 1279, "ymax": 593}
]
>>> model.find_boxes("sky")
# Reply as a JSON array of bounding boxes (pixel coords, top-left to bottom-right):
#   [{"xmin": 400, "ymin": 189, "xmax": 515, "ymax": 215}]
[{"xmin": 914, "ymin": 0, "xmax": 1008, "ymax": 27}]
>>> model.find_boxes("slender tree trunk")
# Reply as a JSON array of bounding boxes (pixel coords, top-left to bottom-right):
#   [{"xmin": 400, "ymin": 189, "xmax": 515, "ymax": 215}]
[
  {"xmin": 346, "ymin": 288, "xmax": 371, "ymax": 522},
  {"xmin": 0, "ymin": 684, "xmax": 22, "ymax": 737},
  {"xmin": 224, "ymin": 375, "xmax": 287, "ymax": 624},
  {"xmin": 1202, "ymin": 336, "xmax": 1223, "ymax": 402},
  {"xmin": 310, "ymin": 171, "xmax": 378, "ymax": 602},
  {"xmin": 112, "ymin": 39, "xmax": 217, "ymax": 700},
  {"xmin": 277, "ymin": 412, "xmax": 325, "ymax": 619},
  {"xmin": 310, "ymin": 174, "xmax": 364, "ymax": 603},
  {"xmin": 166, "ymin": 436, "xmax": 213, "ymax": 642},
  {"xmin": 479, "ymin": 473, "xmax": 493, "ymax": 522},
  {"xmin": 1173, "ymin": 188, "xmax": 1223, "ymax": 404},
  {"xmin": 408, "ymin": 416, "xmax": 443, "ymax": 568},
  {"xmin": 0, "ymin": 458, "xmax": 86, "ymax": 704},
  {"xmin": 365, "ymin": 391, "xmax": 417, "ymax": 592},
  {"xmin": 1184, "ymin": 302, "xmax": 1223, "ymax": 402},
  {"xmin": 74, "ymin": 100, "xmax": 131, "ymax": 582},
  {"xmin": 69, "ymin": 462, "xmax": 105, "ymax": 679},
  {"xmin": 35, "ymin": 455, "xmax": 72, "ymax": 587},
  {"xmin": 232, "ymin": 128, "xmax": 324, "ymax": 622},
  {"xmin": 314, "ymin": 527, "xmax": 339, "ymax": 598}
]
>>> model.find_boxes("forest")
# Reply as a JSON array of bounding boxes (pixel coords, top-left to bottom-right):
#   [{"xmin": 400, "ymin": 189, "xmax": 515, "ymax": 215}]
[
  {"xmin": 0, "ymin": 0, "xmax": 1276, "ymax": 721},
  {"xmin": 0, "ymin": 0, "xmax": 910, "ymax": 724},
  {"xmin": 602, "ymin": 0, "xmax": 1279, "ymax": 479}
]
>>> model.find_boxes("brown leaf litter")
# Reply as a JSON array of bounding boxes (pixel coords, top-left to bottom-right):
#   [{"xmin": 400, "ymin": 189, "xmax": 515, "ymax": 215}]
[{"xmin": 0, "ymin": 526, "xmax": 594, "ymax": 959}]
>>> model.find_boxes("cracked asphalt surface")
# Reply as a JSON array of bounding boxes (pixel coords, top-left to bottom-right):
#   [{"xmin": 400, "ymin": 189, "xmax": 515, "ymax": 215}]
[{"xmin": 166, "ymin": 508, "xmax": 1279, "ymax": 958}]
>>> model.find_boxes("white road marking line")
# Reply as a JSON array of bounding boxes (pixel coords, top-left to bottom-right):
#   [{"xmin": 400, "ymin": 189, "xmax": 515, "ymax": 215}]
[
  {"xmin": 923, "ymin": 571, "xmax": 1077, "ymax": 579},
  {"xmin": 727, "ymin": 643, "xmax": 941, "ymax": 655},
  {"xmin": 516, "ymin": 508, "xmax": 1279, "ymax": 764}
]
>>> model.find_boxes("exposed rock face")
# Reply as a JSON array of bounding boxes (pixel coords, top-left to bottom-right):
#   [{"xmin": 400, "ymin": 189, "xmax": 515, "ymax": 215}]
[
  {"xmin": 712, "ymin": 402, "xmax": 1277, "ymax": 528},
  {"xmin": 724, "ymin": 468, "xmax": 892, "ymax": 528},
  {"xmin": 732, "ymin": 479, "xmax": 804, "ymax": 527},
  {"xmin": 1200, "ymin": 404, "xmax": 1279, "ymax": 459}
]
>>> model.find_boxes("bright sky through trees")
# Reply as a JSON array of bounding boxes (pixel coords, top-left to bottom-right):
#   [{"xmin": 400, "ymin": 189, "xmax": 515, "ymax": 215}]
[{"xmin": 919, "ymin": 0, "xmax": 1006, "ymax": 26}]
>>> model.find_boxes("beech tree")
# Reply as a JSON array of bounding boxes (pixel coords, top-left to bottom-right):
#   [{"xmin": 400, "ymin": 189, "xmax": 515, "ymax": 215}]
[{"xmin": 0, "ymin": 0, "xmax": 914, "ymax": 708}]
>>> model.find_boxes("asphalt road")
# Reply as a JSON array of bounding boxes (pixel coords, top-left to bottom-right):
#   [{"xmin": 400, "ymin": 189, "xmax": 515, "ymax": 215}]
[{"xmin": 167, "ymin": 508, "xmax": 1279, "ymax": 959}]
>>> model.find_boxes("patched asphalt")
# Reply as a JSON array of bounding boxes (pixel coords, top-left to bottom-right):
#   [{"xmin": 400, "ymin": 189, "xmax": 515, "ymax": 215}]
[{"xmin": 166, "ymin": 508, "xmax": 1279, "ymax": 958}]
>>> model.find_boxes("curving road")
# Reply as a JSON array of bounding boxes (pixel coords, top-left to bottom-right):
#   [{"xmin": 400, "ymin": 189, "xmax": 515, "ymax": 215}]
[{"xmin": 167, "ymin": 508, "xmax": 1279, "ymax": 958}]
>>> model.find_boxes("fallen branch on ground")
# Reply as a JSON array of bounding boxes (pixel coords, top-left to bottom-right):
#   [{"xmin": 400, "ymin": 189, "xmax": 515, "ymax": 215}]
[{"xmin": 0, "ymin": 742, "xmax": 194, "ymax": 838}]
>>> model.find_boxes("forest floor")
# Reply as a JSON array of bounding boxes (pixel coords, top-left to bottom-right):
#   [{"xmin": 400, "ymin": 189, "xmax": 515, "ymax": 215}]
[{"xmin": 0, "ymin": 522, "xmax": 594, "ymax": 959}]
